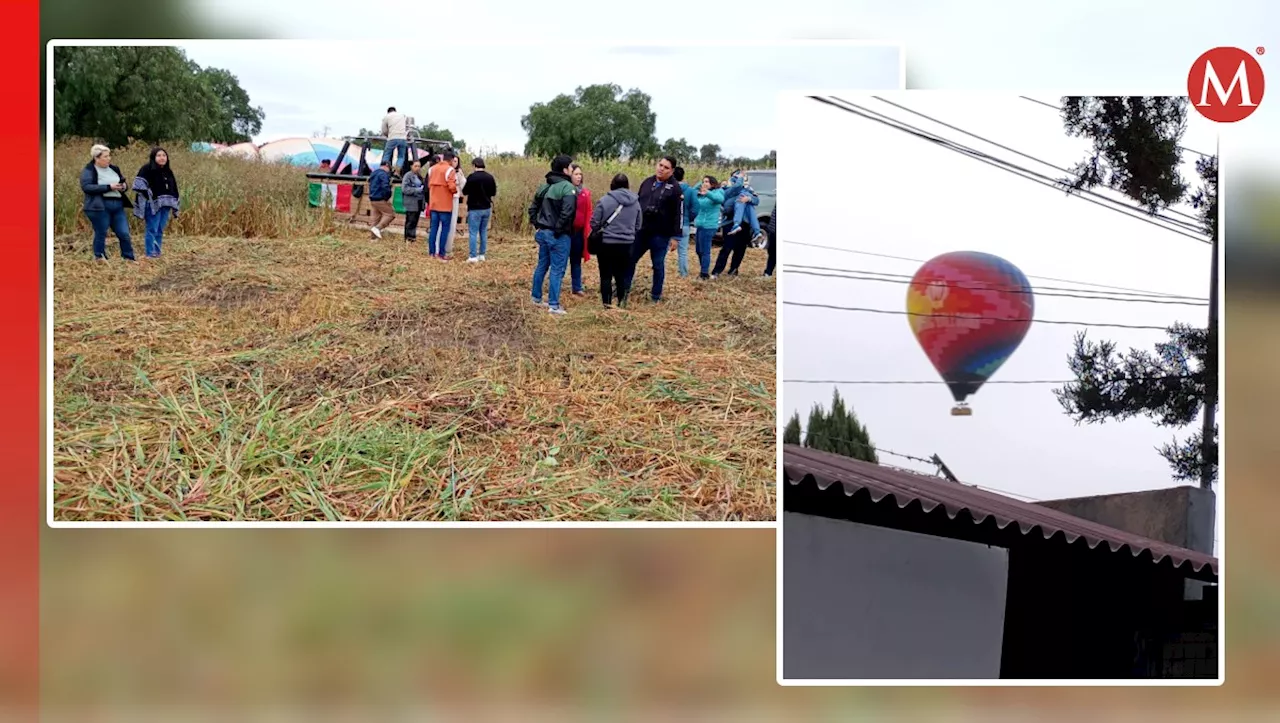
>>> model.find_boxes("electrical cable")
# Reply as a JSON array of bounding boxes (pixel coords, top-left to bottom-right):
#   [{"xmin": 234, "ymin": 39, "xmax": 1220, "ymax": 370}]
[
  {"xmin": 783, "ymin": 300, "xmax": 1177, "ymax": 331},
  {"xmin": 870, "ymin": 95, "xmax": 1207, "ymax": 228},
  {"xmin": 1018, "ymin": 96, "xmax": 1215, "ymax": 158},
  {"xmin": 785, "ymin": 268, "xmax": 1208, "ymax": 306},
  {"xmin": 811, "ymin": 96, "xmax": 1212, "ymax": 245},
  {"xmin": 783, "ymin": 375, "xmax": 1194, "ymax": 386},
  {"xmin": 782, "ymin": 240, "xmax": 1200, "ymax": 300},
  {"xmin": 789, "ymin": 428, "xmax": 1040, "ymax": 501},
  {"xmin": 783, "ymin": 262, "xmax": 1208, "ymax": 301}
]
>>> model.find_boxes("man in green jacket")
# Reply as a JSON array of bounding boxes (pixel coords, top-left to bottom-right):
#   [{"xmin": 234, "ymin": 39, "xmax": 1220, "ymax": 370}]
[{"xmin": 527, "ymin": 154, "xmax": 579, "ymax": 315}]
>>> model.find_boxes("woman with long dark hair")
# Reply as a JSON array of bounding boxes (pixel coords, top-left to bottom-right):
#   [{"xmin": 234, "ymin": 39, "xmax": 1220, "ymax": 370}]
[
  {"xmin": 132, "ymin": 147, "xmax": 180, "ymax": 258},
  {"xmin": 568, "ymin": 163, "xmax": 593, "ymax": 296}
]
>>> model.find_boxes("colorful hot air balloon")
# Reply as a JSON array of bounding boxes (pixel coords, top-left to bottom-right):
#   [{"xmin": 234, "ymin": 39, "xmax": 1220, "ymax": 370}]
[{"xmin": 905, "ymin": 251, "xmax": 1034, "ymax": 416}]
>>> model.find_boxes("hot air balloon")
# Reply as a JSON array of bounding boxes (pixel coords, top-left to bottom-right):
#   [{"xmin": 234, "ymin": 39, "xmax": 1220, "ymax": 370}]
[{"xmin": 905, "ymin": 251, "xmax": 1034, "ymax": 416}]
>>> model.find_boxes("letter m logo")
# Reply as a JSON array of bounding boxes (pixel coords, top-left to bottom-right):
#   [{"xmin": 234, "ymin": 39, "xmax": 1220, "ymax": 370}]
[{"xmin": 1188, "ymin": 47, "xmax": 1266, "ymax": 123}]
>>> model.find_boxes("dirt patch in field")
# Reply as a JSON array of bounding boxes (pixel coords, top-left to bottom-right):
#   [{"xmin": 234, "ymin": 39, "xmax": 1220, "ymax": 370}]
[{"xmin": 361, "ymin": 296, "xmax": 534, "ymax": 352}]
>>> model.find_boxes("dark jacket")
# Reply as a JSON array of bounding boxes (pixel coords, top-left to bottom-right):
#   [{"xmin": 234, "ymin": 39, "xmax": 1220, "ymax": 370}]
[
  {"xmin": 636, "ymin": 175, "xmax": 685, "ymax": 238},
  {"xmin": 368, "ymin": 167, "xmax": 393, "ymax": 202},
  {"xmin": 767, "ymin": 205, "xmax": 776, "ymax": 235},
  {"xmin": 401, "ymin": 170, "xmax": 425, "ymax": 212},
  {"xmin": 80, "ymin": 162, "xmax": 133, "ymax": 212},
  {"xmin": 462, "ymin": 169, "xmax": 498, "ymax": 210},
  {"xmin": 589, "ymin": 189, "xmax": 643, "ymax": 244},
  {"xmin": 528, "ymin": 171, "xmax": 578, "ymax": 235}
]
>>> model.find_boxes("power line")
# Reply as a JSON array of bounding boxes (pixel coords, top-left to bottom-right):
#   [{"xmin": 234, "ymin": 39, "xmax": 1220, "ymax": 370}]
[
  {"xmin": 812, "ymin": 96, "xmax": 1211, "ymax": 245},
  {"xmin": 1018, "ymin": 96, "xmax": 1215, "ymax": 159},
  {"xmin": 783, "ymin": 300, "xmax": 1176, "ymax": 331},
  {"xmin": 783, "ymin": 263, "xmax": 1208, "ymax": 302},
  {"xmin": 795, "ymin": 428, "xmax": 933, "ymax": 465},
  {"xmin": 823, "ymin": 95, "xmax": 1211, "ymax": 242},
  {"xmin": 783, "ymin": 375, "xmax": 1194, "ymax": 386},
  {"xmin": 870, "ymin": 95, "xmax": 1208, "ymax": 229},
  {"xmin": 782, "ymin": 240, "xmax": 1199, "ymax": 300},
  {"xmin": 785, "ymin": 267, "xmax": 1209, "ymax": 307},
  {"xmin": 789, "ymin": 429, "xmax": 1039, "ymax": 501}
]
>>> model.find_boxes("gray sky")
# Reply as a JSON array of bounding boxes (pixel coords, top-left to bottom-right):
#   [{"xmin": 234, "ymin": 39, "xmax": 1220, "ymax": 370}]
[
  {"xmin": 176, "ymin": 41, "xmax": 902, "ymax": 156},
  {"xmin": 781, "ymin": 93, "xmax": 1217, "ymax": 507},
  {"xmin": 186, "ymin": 0, "xmax": 1277, "ymax": 164}
]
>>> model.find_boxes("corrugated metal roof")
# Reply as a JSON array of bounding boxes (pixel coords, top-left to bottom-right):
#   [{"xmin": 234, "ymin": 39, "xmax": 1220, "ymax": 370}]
[{"xmin": 783, "ymin": 444, "xmax": 1218, "ymax": 577}]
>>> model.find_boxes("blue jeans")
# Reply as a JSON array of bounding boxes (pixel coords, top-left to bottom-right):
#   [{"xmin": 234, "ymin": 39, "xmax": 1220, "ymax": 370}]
[
  {"xmin": 531, "ymin": 229, "xmax": 571, "ymax": 308},
  {"xmin": 85, "ymin": 200, "xmax": 135, "ymax": 260},
  {"xmin": 630, "ymin": 231, "xmax": 671, "ymax": 301},
  {"xmin": 467, "ymin": 208, "xmax": 491, "ymax": 257},
  {"xmin": 384, "ymin": 139, "xmax": 408, "ymax": 171},
  {"xmin": 676, "ymin": 222, "xmax": 690, "ymax": 276},
  {"xmin": 729, "ymin": 200, "xmax": 760, "ymax": 235},
  {"xmin": 428, "ymin": 210, "xmax": 451, "ymax": 255},
  {"xmin": 695, "ymin": 226, "xmax": 716, "ymax": 276},
  {"xmin": 143, "ymin": 205, "xmax": 171, "ymax": 257}
]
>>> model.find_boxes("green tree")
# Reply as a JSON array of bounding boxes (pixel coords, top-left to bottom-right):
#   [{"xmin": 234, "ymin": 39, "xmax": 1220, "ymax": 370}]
[
  {"xmin": 196, "ymin": 66, "xmax": 265, "ymax": 143},
  {"xmin": 1053, "ymin": 96, "xmax": 1217, "ymax": 486},
  {"xmin": 521, "ymin": 84, "xmax": 660, "ymax": 160},
  {"xmin": 782, "ymin": 414, "xmax": 802, "ymax": 445},
  {"xmin": 789, "ymin": 389, "xmax": 879, "ymax": 463},
  {"xmin": 660, "ymin": 137, "xmax": 697, "ymax": 164},
  {"xmin": 415, "ymin": 122, "xmax": 466, "ymax": 150},
  {"xmin": 698, "ymin": 143, "xmax": 721, "ymax": 164},
  {"xmin": 53, "ymin": 46, "xmax": 262, "ymax": 147}
]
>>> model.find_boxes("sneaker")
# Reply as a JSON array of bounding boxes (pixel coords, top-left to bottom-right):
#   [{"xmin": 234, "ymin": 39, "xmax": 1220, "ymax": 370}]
[
  {"xmin": 437, "ymin": 255, "xmax": 449, "ymax": 262},
  {"xmin": 572, "ymin": 290, "xmax": 585, "ymax": 297},
  {"xmin": 371, "ymin": 227, "xmax": 383, "ymax": 239},
  {"xmin": 548, "ymin": 305, "xmax": 566, "ymax": 315},
  {"xmin": 710, "ymin": 274, "xmax": 718, "ymax": 280},
  {"xmin": 699, "ymin": 273, "xmax": 710, "ymax": 280},
  {"xmin": 478, "ymin": 255, "xmax": 486, "ymax": 261},
  {"xmin": 531, "ymin": 297, "xmax": 545, "ymax": 306},
  {"xmin": 726, "ymin": 226, "xmax": 741, "ymax": 236},
  {"xmin": 467, "ymin": 257, "xmax": 479, "ymax": 263},
  {"xmin": 751, "ymin": 233, "xmax": 765, "ymax": 247}
]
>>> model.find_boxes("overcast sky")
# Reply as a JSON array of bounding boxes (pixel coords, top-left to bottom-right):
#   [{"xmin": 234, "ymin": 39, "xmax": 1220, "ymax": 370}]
[
  {"xmin": 185, "ymin": 0, "xmax": 1276, "ymax": 165},
  {"xmin": 781, "ymin": 94, "xmax": 1218, "ymax": 509},
  {"xmin": 177, "ymin": 41, "xmax": 902, "ymax": 156}
]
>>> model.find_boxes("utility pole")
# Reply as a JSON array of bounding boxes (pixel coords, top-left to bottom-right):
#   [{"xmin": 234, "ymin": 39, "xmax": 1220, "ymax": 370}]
[{"xmin": 1199, "ymin": 146, "xmax": 1219, "ymax": 490}]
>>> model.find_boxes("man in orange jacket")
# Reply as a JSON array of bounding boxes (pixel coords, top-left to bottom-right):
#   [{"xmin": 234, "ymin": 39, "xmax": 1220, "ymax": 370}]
[{"xmin": 426, "ymin": 150, "xmax": 459, "ymax": 260}]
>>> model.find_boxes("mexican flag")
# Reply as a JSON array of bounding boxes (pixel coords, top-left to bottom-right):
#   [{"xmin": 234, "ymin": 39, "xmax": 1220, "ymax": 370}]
[{"xmin": 308, "ymin": 182, "xmax": 352, "ymax": 212}]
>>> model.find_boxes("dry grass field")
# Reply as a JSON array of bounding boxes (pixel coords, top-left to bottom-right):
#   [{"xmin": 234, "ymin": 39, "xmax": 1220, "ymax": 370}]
[{"xmin": 51, "ymin": 141, "xmax": 776, "ymax": 522}]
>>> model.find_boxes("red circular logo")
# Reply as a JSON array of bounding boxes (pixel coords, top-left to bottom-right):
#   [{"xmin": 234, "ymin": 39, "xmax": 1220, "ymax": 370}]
[{"xmin": 1188, "ymin": 47, "xmax": 1265, "ymax": 123}]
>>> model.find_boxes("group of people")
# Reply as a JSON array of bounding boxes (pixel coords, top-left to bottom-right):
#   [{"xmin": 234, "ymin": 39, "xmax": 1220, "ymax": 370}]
[
  {"xmin": 526, "ymin": 154, "xmax": 778, "ymax": 315},
  {"xmin": 74, "ymin": 109, "xmax": 778, "ymax": 320},
  {"xmin": 78, "ymin": 144, "xmax": 179, "ymax": 261},
  {"xmin": 365, "ymin": 149, "xmax": 498, "ymax": 262}
]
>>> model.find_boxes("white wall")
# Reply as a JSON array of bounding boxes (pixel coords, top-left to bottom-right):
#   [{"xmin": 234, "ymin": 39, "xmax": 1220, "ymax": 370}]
[{"xmin": 782, "ymin": 512, "xmax": 1010, "ymax": 680}]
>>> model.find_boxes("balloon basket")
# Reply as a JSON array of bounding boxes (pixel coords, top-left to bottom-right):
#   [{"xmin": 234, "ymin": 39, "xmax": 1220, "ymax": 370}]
[{"xmin": 950, "ymin": 404, "xmax": 972, "ymax": 417}]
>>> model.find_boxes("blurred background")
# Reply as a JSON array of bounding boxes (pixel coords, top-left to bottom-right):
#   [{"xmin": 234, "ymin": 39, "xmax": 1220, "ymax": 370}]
[{"xmin": 37, "ymin": 0, "xmax": 1280, "ymax": 718}]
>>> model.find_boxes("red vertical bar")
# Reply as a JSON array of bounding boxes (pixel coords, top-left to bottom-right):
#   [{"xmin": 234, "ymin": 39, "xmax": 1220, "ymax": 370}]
[{"xmin": 0, "ymin": 0, "xmax": 41, "ymax": 714}]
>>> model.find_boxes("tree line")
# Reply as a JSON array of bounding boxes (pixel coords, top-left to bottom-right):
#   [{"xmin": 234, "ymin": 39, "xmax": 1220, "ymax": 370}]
[
  {"xmin": 521, "ymin": 83, "xmax": 775, "ymax": 168},
  {"xmin": 53, "ymin": 49, "xmax": 769, "ymax": 169},
  {"xmin": 53, "ymin": 46, "xmax": 264, "ymax": 149}
]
